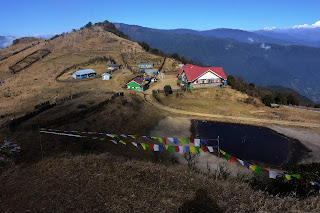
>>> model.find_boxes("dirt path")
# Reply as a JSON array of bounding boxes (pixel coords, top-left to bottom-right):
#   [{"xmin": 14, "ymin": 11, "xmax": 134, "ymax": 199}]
[{"xmin": 144, "ymin": 78, "xmax": 320, "ymax": 129}]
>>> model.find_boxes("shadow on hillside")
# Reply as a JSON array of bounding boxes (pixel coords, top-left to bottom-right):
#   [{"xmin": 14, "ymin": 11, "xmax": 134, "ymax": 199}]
[{"xmin": 178, "ymin": 189, "xmax": 223, "ymax": 213}]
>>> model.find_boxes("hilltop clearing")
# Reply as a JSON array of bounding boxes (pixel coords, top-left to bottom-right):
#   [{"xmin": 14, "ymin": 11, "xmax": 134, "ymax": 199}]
[
  {"xmin": 149, "ymin": 82, "xmax": 320, "ymax": 128},
  {"xmin": 0, "ymin": 24, "xmax": 146, "ymax": 120}
]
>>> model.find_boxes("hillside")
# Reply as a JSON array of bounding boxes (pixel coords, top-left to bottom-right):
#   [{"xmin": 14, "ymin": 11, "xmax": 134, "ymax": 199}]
[
  {"xmin": 115, "ymin": 23, "xmax": 320, "ymax": 103},
  {"xmin": 1, "ymin": 153, "xmax": 319, "ymax": 212},
  {"xmin": 1, "ymin": 20, "xmax": 320, "ymax": 212},
  {"xmin": 0, "ymin": 23, "xmax": 144, "ymax": 119}
]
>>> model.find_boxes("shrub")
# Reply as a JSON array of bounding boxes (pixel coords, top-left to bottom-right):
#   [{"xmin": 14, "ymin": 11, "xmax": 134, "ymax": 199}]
[
  {"xmin": 164, "ymin": 85, "xmax": 172, "ymax": 95},
  {"xmin": 262, "ymin": 94, "xmax": 274, "ymax": 106}
]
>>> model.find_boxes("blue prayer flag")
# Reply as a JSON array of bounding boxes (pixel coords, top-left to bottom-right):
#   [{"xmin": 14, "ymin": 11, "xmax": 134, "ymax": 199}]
[
  {"xmin": 200, "ymin": 139, "xmax": 208, "ymax": 145},
  {"xmin": 185, "ymin": 147, "xmax": 190, "ymax": 152},
  {"xmin": 244, "ymin": 162, "xmax": 250, "ymax": 169},
  {"xmin": 173, "ymin": 138, "xmax": 178, "ymax": 145}
]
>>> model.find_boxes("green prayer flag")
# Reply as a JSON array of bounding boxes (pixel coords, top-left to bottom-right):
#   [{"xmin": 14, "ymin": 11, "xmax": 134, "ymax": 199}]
[
  {"xmin": 158, "ymin": 137, "xmax": 164, "ymax": 143},
  {"xmin": 183, "ymin": 138, "xmax": 189, "ymax": 144},
  {"xmin": 145, "ymin": 144, "xmax": 151, "ymax": 149},
  {"xmin": 195, "ymin": 147, "xmax": 200, "ymax": 153},
  {"xmin": 254, "ymin": 167, "xmax": 262, "ymax": 175},
  {"xmin": 178, "ymin": 138, "xmax": 185, "ymax": 143},
  {"xmin": 40, "ymin": 128, "xmax": 47, "ymax": 131},
  {"xmin": 292, "ymin": 174, "xmax": 301, "ymax": 179},
  {"xmin": 168, "ymin": 146, "xmax": 174, "ymax": 153},
  {"xmin": 224, "ymin": 153, "xmax": 231, "ymax": 161}
]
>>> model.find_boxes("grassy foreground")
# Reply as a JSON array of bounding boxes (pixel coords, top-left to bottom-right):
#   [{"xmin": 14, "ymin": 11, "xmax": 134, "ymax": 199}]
[{"xmin": 1, "ymin": 153, "xmax": 319, "ymax": 213}]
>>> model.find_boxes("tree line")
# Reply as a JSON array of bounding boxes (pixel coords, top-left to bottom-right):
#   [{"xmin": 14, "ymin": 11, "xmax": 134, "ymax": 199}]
[{"xmin": 227, "ymin": 75, "xmax": 308, "ymax": 107}]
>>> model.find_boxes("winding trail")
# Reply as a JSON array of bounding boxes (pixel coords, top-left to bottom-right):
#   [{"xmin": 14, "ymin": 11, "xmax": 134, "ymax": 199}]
[{"xmin": 144, "ymin": 90, "xmax": 320, "ymax": 129}]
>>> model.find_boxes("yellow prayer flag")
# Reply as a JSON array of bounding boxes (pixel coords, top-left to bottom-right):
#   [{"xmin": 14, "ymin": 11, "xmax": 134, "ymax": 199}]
[
  {"xmin": 165, "ymin": 145, "xmax": 169, "ymax": 150},
  {"xmin": 190, "ymin": 147, "xmax": 195, "ymax": 153},
  {"xmin": 285, "ymin": 175, "xmax": 291, "ymax": 180},
  {"xmin": 141, "ymin": 143, "xmax": 146, "ymax": 150},
  {"xmin": 219, "ymin": 150, "xmax": 226, "ymax": 155},
  {"xmin": 119, "ymin": 140, "xmax": 126, "ymax": 145},
  {"xmin": 249, "ymin": 165, "xmax": 256, "ymax": 171}
]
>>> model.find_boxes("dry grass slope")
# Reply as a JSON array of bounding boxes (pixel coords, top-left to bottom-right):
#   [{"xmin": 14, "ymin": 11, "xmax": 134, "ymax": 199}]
[{"xmin": 1, "ymin": 153, "xmax": 319, "ymax": 212}]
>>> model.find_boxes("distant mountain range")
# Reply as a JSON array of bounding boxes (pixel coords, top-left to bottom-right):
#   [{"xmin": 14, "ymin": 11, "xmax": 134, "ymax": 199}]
[
  {"xmin": 0, "ymin": 36, "xmax": 15, "ymax": 49},
  {"xmin": 255, "ymin": 28, "xmax": 320, "ymax": 48},
  {"xmin": 115, "ymin": 23, "xmax": 320, "ymax": 102}
]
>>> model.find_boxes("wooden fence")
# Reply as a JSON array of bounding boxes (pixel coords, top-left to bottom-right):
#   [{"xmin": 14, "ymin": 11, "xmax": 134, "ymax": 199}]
[{"xmin": 9, "ymin": 91, "xmax": 122, "ymax": 131}]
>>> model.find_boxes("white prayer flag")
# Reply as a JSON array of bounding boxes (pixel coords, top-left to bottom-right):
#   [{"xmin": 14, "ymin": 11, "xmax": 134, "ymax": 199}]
[
  {"xmin": 207, "ymin": 146, "xmax": 214, "ymax": 153},
  {"xmin": 167, "ymin": 138, "xmax": 174, "ymax": 143},
  {"xmin": 194, "ymin": 139, "xmax": 200, "ymax": 147},
  {"xmin": 154, "ymin": 144, "xmax": 159, "ymax": 151},
  {"xmin": 111, "ymin": 140, "xmax": 118, "ymax": 144},
  {"xmin": 237, "ymin": 159, "xmax": 244, "ymax": 166},
  {"xmin": 269, "ymin": 171, "xmax": 277, "ymax": 179},
  {"xmin": 131, "ymin": 142, "xmax": 138, "ymax": 147},
  {"xmin": 179, "ymin": 146, "xmax": 184, "ymax": 154}
]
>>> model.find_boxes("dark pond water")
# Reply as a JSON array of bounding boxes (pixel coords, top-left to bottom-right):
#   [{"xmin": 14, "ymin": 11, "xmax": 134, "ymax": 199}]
[{"xmin": 195, "ymin": 121, "xmax": 296, "ymax": 167}]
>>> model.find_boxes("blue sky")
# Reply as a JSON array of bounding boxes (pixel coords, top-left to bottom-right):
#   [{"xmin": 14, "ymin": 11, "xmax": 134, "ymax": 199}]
[{"xmin": 1, "ymin": 0, "xmax": 319, "ymax": 37}]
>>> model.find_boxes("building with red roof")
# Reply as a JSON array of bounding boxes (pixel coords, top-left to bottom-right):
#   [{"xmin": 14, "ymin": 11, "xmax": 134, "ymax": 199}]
[{"xmin": 177, "ymin": 64, "xmax": 227, "ymax": 88}]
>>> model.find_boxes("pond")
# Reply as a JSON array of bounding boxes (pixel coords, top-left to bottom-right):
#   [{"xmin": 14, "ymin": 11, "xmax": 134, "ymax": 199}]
[{"xmin": 195, "ymin": 121, "xmax": 307, "ymax": 167}]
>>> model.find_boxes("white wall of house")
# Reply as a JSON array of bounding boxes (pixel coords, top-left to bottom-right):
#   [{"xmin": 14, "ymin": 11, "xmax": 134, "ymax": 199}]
[
  {"xmin": 192, "ymin": 71, "xmax": 221, "ymax": 84},
  {"xmin": 198, "ymin": 72, "xmax": 219, "ymax": 80}
]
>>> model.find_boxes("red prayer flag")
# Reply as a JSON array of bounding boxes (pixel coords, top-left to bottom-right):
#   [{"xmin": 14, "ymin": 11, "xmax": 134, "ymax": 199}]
[
  {"xmin": 300, "ymin": 179, "xmax": 307, "ymax": 185},
  {"xmin": 162, "ymin": 138, "xmax": 167, "ymax": 144},
  {"xmin": 150, "ymin": 144, "xmax": 154, "ymax": 150},
  {"xmin": 201, "ymin": 146, "xmax": 207, "ymax": 152},
  {"xmin": 174, "ymin": 146, "xmax": 179, "ymax": 152},
  {"xmin": 189, "ymin": 138, "xmax": 194, "ymax": 143},
  {"xmin": 262, "ymin": 169, "xmax": 269, "ymax": 172},
  {"xmin": 230, "ymin": 156, "xmax": 237, "ymax": 162}
]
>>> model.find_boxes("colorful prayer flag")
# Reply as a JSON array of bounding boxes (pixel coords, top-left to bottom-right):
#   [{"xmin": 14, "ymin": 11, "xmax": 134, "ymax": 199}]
[
  {"xmin": 154, "ymin": 144, "xmax": 159, "ymax": 151},
  {"xmin": 185, "ymin": 147, "xmax": 190, "ymax": 153},
  {"xmin": 254, "ymin": 167, "xmax": 262, "ymax": 175},
  {"xmin": 244, "ymin": 162, "xmax": 250, "ymax": 169},
  {"xmin": 132, "ymin": 142, "xmax": 138, "ymax": 147},
  {"xmin": 230, "ymin": 156, "xmax": 237, "ymax": 162},
  {"xmin": 200, "ymin": 139, "xmax": 208, "ymax": 145},
  {"xmin": 224, "ymin": 153, "xmax": 231, "ymax": 161},
  {"xmin": 179, "ymin": 146, "xmax": 184, "ymax": 154},
  {"xmin": 174, "ymin": 146, "xmax": 179, "ymax": 152},
  {"xmin": 207, "ymin": 146, "xmax": 214, "ymax": 152},
  {"xmin": 168, "ymin": 146, "xmax": 174, "ymax": 153},
  {"xmin": 190, "ymin": 147, "xmax": 195, "ymax": 153},
  {"xmin": 285, "ymin": 175, "xmax": 291, "ymax": 180},
  {"xmin": 201, "ymin": 146, "xmax": 207, "ymax": 152},
  {"xmin": 158, "ymin": 137, "xmax": 164, "ymax": 143},
  {"xmin": 220, "ymin": 150, "xmax": 226, "ymax": 155},
  {"xmin": 249, "ymin": 165, "xmax": 256, "ymax": 171},
  {"xmin": 269, "ymin": 171, "xmax": 277, "ymax": 179}
]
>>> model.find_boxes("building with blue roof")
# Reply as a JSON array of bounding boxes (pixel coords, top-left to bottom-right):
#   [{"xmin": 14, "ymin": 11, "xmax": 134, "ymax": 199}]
[
  {"xmin": 138, "ymin": 63, "xmax": 153, "ymax": 69},
  {"xmin": 72, "ymin": 69, "xmax": 96, "ymax": 79}
]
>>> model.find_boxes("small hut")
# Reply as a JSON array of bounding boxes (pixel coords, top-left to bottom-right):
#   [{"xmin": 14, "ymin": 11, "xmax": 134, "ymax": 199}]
[{"xmin": 101, "ymin": 73, "xmax": 110, "ymax": 80}]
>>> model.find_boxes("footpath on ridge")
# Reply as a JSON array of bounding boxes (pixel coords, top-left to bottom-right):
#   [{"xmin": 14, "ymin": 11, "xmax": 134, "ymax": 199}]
[{"xmin": 143, "ymin": 77, "xmax": 320, "ymax": 129}]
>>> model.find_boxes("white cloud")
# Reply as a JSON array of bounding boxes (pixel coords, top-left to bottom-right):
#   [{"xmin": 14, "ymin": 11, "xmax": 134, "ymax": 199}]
[
  {"xmin": 261, "ymin": 43, "xmax": 271, "ymax": 50},
  {"xmin": 263, "ymin": 26, "xmax": 276, "ymax": 30},
  {"xmin": 248, "ymin": 37, "xmax": 254, "ymax": 42},
  {"xmin": 292, "ymin": 20, "xmax": 320, "ymax": 29}
]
